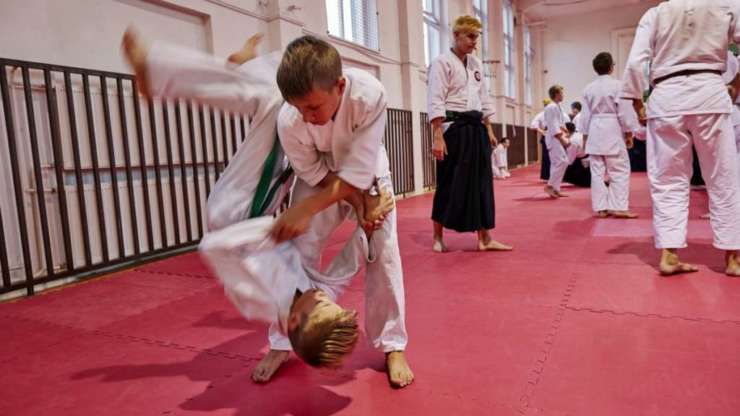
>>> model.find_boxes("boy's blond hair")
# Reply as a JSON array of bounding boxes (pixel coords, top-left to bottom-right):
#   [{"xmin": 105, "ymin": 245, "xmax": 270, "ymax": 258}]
[
  {"xmin": 548, "ymin": 85, "xmax": 564, "ymax": 100},
  {"xmin": 453, "ymin": 15, "xmax": 482, "ymax": 34},
  {"xmin": 542, "ymin": 98, "xmax": 552, "ymax": 107},
  {"xmin": 288, "ymin": 308, "xmax": 359, "ymax": 368},
  {"xmin": 276, "ymin": 35, "xmax": 342, "ymax": 101}
]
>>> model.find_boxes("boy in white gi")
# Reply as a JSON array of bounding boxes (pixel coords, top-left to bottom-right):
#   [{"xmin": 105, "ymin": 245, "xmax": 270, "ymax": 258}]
[
  {"xmin": 532, "ymin": 99, "xmax": 551, "ymax": 181},
  {"xmin": 621, "ymin": 0, "xmax": 740, "ymax": 277},
  {"xmin": 544, "ymin": 85, "xmax": 571, "ymax": 198},
  {"xmin": 121, "ymin": 31, "xmax": 413, "ymax": 386},
  {"xmin": 269, "ymin": 35, "xmax": 413, "ymax": 387},
  {"xmin": 582, "ymin": 52, "xmax": 637, "ymax": 219},
  {"xmin": 493, "ymin": 139, "xmax": 511, "ymax": 179},
  {"xmin": 427, "ymin": 15, "xmax": 512, "ymax": 253}
]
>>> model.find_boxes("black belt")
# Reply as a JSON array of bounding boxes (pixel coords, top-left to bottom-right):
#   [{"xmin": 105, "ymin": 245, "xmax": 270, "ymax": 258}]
[
  {"xmin": 445, "ymin": 110, "xmax": 483, "ymax": 124},
  {"xmin": 654, "ymin": 69, "xmax": 722, "ymax": 85}
]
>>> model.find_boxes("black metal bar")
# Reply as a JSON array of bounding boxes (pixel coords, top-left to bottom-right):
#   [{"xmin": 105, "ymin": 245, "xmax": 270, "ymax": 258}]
[
  {"xmin": 220, "ymin": 110, "xmax": 229, "ymax": 168},
  {"xmin": 147, "ymin": 98, "xmax": 168, "ymax": 248},
  {"xmin": 116, "ymin": 77, "xmax": 140, "ymax": 255},
  {"xmin": 198, "ymin": 104, "xmax": 212, "ymax": 198},
  {"xmin": 0, "ymin": 207, "xmax": 10, "ymax": 288},
  {"xmin": 99, "ymin": 76, "xmax": 125, "ymax": 258},
  {"xmin": 63, "ymin": 71, "xmax": 92, "ymax": 266},
  {"xmin": 188, "ymin": 102, "xmax": 204, "ymax": 237},
  {"xmin": 239, "ymin": 115, "xmax": 246, "ymax": 143},
  {"xmin": 0, "ymin": 57, "xmax": 134, "ymax": 81},
  {"xmin": 209, "ymin": 107, "xmax": 220, "ymax": 181},
  {"xmin": 174, "ymin": 100, "xmax": 192, "ymax": 242},
  {"xmin": 161, "ymin": 100, "xmax": 181, "ymax": 245},
  {"xmin": 131, "ymin": 78, "xmax": 154, "ymax": 251},
  {"xmin": 81, "ymin": 73, "xmax": 110, "ymax": 263},
  {"xmin": 229, "ymin": 112, "xmax": 237, "ymax": 159},
  {"xmin": 21, "ymin": 67, "xmax": 56, "ymax": 277},
  {"xmin": 44, "ymin": 69, "xmax": 74, "ymax": 271},
  {"xmin": 1, "ymin": 65, "xmax": 35, "ymax": 295}
]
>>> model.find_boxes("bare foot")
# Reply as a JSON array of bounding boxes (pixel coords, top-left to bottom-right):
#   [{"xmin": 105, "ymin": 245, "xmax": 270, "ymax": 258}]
[
  {"xmin": 252, "ymin": 349, "xmax": 290, "ymax": 383},
  {"xmin": 659, "ymin": 249, "xmax": 699, "ymax": 276},
  {"xmin": 610, "ymin": 210, "xmax": 638, "ymax": 219},
  {"xmin": 596, "ymin": 210, "xmax": 610, "ymax": 218},
  {"xmin": 554, "ymin": 190, "xmax": 569, "ymax": 198},
  {"xmin": 432, "ymin": 239, "xmax": 448, "ymax": 253},
  {"xmin": 386, "ymin": 351, "xmax": 414, "ymax": 388},
  {"xmin": 227, "ymin": 33, "xmax": 264, "ymax": 65},
  {"xmin": 726, "ymin": 251, "xmax": 740, "ymax": 277},
  {"xmin": 478, "ymin": 239, "xmax": 513, "ymax": 251},
  {"xmin": 544, "ymin": 185, "xmax": 558, "ymax": 198},
  {"xmin": 121, "ymin": 27, "xmax": 151, "ymax": 98}
]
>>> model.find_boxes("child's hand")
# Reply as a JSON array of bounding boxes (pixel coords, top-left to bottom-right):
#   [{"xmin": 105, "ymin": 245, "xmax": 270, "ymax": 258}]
[
  {"xmin": 624, "ymin": 133, "xmax": 634, "ymax": 149},
  {"xmin": 270, "ymin": 206, "xmax": 312, "ymax": 243}
]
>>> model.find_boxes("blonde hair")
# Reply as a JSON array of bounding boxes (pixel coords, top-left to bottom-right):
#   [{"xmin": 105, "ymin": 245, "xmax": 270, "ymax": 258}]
[
  {"xmin": 542, "ymin": 98, "xmax": 552, "ymax": 107},
  {"xmin": 277, "ymin": 35, "xmax": 342, "ymax": 101},
  {"xmin": 453, "ymin": 15, "xmax": 482, "ymax": 34},
  {"xmin": 288, "ymin": 308, "xmax": 359, "ymax": 368}
]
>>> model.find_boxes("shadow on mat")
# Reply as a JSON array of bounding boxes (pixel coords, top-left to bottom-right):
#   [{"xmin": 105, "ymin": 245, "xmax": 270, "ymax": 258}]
[{"xmin": 607, "ymin": 240, "xmax": 726, "ymax": 274}]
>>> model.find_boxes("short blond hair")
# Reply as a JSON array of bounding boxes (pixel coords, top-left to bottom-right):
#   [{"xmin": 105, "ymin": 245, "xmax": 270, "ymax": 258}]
[
  {"xmin": 288, "ymin": 308, "xmax": 359, "ymax": 368},
  {"xmin": 542, "ymin": 98, "xmax": 552, "ymax": 107},
  {"xmin": 277, "ymin": 35, "xmax": 342, "ymax": 101},
  {"xmin": 453, "ymin": 15, "xmax": 482, "ymax": 34}
]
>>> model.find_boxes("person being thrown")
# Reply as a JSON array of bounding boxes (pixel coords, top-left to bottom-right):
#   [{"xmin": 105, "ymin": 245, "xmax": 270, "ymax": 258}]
[{"xmin": 121, "ymin": 30, "xmax": 411, "ymax": 385}]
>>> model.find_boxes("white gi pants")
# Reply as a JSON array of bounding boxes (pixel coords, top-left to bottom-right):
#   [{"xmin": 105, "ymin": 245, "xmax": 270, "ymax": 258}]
[
  {"xmin": 547, "ymin": 142, "xmax": 568, "ymax": 192},
  {"xmin": 647, "ymin": 113, "xmax": 740, "ymax": 250},
  {"xmin": 269, "ymin": 171, "xmax": 408, "ymax": 353},
  {"xmin": 590, "ymin": 147, "xmax": 631, "ymax": 212}
]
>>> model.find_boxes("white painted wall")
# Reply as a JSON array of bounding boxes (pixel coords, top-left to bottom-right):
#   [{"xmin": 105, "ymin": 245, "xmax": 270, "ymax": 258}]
[{"xmin": 540, "ymin": 1, "xmax": 660, "ymax": 107}]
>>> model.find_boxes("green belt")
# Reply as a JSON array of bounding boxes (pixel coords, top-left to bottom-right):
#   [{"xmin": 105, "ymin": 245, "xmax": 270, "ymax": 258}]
[{"xmin": 248, "ymin": 136, "xmax": 293, "ymax": 218}]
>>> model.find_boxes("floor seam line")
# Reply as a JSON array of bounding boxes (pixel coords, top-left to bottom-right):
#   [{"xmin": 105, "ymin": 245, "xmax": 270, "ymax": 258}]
[{"xmin": 562, "ymin": 305, "xmax": 740, "ymax": 326}]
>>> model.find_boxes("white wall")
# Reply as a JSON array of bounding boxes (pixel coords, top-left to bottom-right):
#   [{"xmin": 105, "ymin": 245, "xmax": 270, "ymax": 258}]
[{"xmin": 540, "ymin": 1, "xmax": 660, "ymax": 107}]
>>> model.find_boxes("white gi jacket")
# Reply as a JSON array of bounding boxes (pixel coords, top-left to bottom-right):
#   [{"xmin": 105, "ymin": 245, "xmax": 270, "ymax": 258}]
[
  {"xmin": 581, "ymin": 75, "xmax": 630, "ymax": 156},
  {"xmin": 427, "ymin": 49, "xmax": 495, "ymax": 123}
]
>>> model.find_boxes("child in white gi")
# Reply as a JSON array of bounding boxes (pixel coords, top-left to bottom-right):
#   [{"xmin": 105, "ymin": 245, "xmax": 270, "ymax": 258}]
[
  {"xmin": 582, "ymin": 52, "xmax": 637, "ymax": 219},
  {"xmin": 493, "ymin": 139, "xmax": 511, "ymax": 179},
  {"xmin": 621, "ymin": 0, "xmax": 740, "ymax": 276},
  {"xmin": 544, "ymin": 85, "xmax": 571, "ymax": 198}
]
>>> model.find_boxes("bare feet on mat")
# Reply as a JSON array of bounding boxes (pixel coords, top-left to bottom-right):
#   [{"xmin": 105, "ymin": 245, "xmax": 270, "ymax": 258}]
[
  {"xmin": 596, "ymin": 210, "xmax": 610, "ymax": 218},
  {"xmin": 121, "ymin": 27, "xmax": 151, "ymax": 98},
  {"xmin": 252, "ymin": 350, "xmax": 290, "ymax": 383},
  {"xmin": 554, "ymin": 190, "xmax": 569, "ymax": 198},
  {"xmin": 610, "ymin": 210, "xmax": 638, "ymax": 219},
  {"xmin": 544, "ymin": 185, "xmax": 558, "ymax": 198},
  {"xmin": 227, "ymin": 33, "xmax": 264, "ymax": 65},
  {"xmin": 478, "ymin": 233, "xmax": 513, "ymax": 251},
  {"xmin": 726, "ymin": 251, "xmax": 740, "ymax": 277},
  {"xmin": 432, "ymin": 239, "xmax": 448, "ymax": 253},
  {"xmin": 659, "ymin": 249, "xmax": 698, "ymax": 276},
  {"xmin": 386, "ymin": 351, "xmax": 414, "ymax": 388}
]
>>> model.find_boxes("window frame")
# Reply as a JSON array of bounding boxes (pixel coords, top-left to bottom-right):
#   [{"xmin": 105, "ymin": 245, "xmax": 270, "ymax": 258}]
[{"xmin": 326, "ymin": 0, "xmax": 380, "ymax": 50}]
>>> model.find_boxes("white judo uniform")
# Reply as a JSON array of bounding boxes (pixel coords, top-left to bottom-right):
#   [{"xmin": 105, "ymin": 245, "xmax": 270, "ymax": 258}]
[
  {"xmin": 723, "ymin": 53, "xmax": 740, "ymax": 187},
  {"xmin": 493, "ymin": 144, "xmax": 509, "ymax": 178},
  {"xmin": 144, "ymin": 43, "xmax": 380, "ymax": 339},
  {"xmin": 621, "ymin": 0, "xmax": 740, "ymax": 250},
  {"xmin": 581, "ymin": 75, "xmax": 632, "ymax": 212},
  {"xmin": 271, "ymin": 68, "xmax": 408, "ymax": 353},
  {"xmin": 544, "ymin": 102, "xmax": 570, "ymax": 192}
]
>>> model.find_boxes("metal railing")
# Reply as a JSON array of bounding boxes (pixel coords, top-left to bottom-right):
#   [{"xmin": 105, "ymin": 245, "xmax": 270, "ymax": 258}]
[
  {"xmin": 0, "ymin": 57, "xmax": 420, "ymax": 296},
  {"xmin": 384, "ymin": 108, "xmax": 415, "ymax": 195},
  {"xmin": 420, "ymin": 112, "xmax": 436, "ymax": 189}
]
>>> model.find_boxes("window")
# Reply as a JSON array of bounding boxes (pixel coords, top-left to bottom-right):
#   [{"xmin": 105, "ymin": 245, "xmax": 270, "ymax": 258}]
[
  {"xmin": 472, "ymin": 0, "xmax": 490, "ymax": 89},
  {"xmin": 326, "ymin": 0, "xmax": 379, "ymax": 50},
  {"xmin": 524, "ymin": 25, "xmax": 534, "ymax": 106},
  {"xmin": 502, "ymin": 0, "xmax": 516, "ymax": 99},
  {"xmin": 423, "ymin": 0, "xmax": 444, "ymax": 67}
]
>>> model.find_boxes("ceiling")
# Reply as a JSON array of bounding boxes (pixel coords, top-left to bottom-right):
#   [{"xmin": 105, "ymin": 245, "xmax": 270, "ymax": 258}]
[{"xmin": 521, "ymin": 0, "xmax": 659, "ymax": 21}]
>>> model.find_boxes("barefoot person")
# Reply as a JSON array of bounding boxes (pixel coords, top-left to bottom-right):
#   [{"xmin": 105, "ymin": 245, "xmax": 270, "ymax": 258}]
[
  {"xmin": 122, "ymin": 31, "xmax": 413, "ymax": 387},
  {"xmin": 621, "ymin": 0, "xmax": 740, "ymax": 277},
  {"xmin": 544, "ymin": 85, "xmax": 571, "ymax": 198},
  {"xmin": 581, "ymin": 52, "xmax": 637, "ymax": 219},
  {"xmin": 426, "ymin": 15, "xmax": 512, "ymax": 253}
]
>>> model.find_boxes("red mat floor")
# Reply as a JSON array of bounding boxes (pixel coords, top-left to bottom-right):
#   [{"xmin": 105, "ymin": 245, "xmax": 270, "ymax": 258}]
[{"xmin": 2, "ymin": 166, "xmax": 739, "ymax": 416}]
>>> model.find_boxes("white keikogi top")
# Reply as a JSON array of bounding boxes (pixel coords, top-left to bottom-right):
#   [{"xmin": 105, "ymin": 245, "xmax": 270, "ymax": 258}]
[
  {"xmin": 544, "ymin": 102, "xmax": 568, "ymax": 148},
  {"xmin": 621, "ymin": 1, "xmax": 740, "ymax": 118},
  {"xmin": 427, "ymin": 49, "xmax": 496, "ymax": 123},
  {"xmin": 277, "ymin": 68, "xmax": 390, "ymax": 190},
  {"xmin": 581, "ymin": 75, "xmax": 630, "ymax": 156}
]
